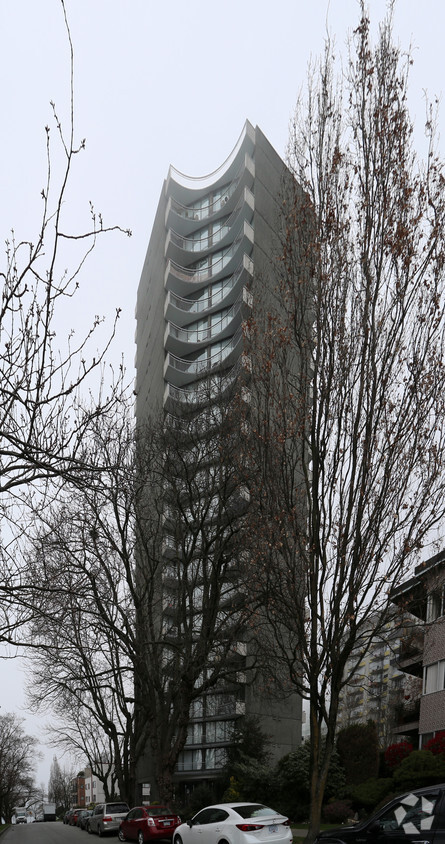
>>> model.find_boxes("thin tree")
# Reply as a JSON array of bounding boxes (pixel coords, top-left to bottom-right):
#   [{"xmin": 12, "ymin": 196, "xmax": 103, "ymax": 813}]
[
  {"xmin": 48, "ymin": 756, "xmax": 74, "ymax": 814},
  {"xmin": 0, "ymin": 0, "xmax": 130, "ymax": 628},
  {"xmin": 243, "ymin": 6, "xmax": 445, "ymax": 841},
  {"xmin": 23, "ymin": 391, "xmax": 252, "ymax": 804},
  {"xmin": 0, "ymin": 713, "xmax": 39, "ymax": 823}
]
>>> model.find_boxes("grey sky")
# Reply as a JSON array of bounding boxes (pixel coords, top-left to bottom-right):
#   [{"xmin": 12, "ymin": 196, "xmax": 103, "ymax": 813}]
[{"xmin": 0, "ymin": 0, "xmax": 443, "ymax": 791}]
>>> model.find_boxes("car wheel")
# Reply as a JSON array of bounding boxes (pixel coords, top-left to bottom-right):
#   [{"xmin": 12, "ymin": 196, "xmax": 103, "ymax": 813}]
[
  {"xmin": 174, "ymin": 836, "xmax": 183, "ymax": 844},
  {"xmin": 118, "ymin": 831, "xmax": 126, "ymax": 842},
  {"xmin": 137, "ymin": 832, "xmax": 145, "ymax": 844},
  {"xmin": 88, "ymin": 824, "xmax": 93, "ymax": 834},
  {"xmin": 98, "ymin": 827, "xmax": 103, "ymax": 837}
]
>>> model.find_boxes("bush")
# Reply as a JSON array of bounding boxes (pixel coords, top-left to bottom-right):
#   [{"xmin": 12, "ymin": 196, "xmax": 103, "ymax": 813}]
[
  {"xmin": 424, "ymin": 732, "xmax": 445, "ymax": 756},
  {"xmin": 393, "ymin": 750, "xmax": 445, "ymax": 790},
  {"xmin": 337, "ymin": 723, "xmax": 379, "ymax": 785},
  {"xmin": 350, "ymin": 777, "xmax": 394, "ymax": 811},
  {"xmin": 322, "ymin": 800, "xmax": 353, "ymax": 824},
  {"xmin": 384, "ymin": 740, "xmax": 413, "ymax": 770}
]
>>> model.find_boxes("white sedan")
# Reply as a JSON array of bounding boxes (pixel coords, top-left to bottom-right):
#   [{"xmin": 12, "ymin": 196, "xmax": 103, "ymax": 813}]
[{"xmin": 173, "ymin": 803, "xmax": 292, "ymax": 844}]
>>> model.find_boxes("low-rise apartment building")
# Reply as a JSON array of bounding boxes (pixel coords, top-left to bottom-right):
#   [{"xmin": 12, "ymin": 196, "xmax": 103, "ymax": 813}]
[{"xmin": 391, "ymin": 548, "xmax": 445, "ymax": 746}]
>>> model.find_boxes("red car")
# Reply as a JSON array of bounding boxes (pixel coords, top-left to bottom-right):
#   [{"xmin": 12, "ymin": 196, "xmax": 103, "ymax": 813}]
[{"xmin": 119, "ymin": 806, "xmax": 181, "ymax": 843}]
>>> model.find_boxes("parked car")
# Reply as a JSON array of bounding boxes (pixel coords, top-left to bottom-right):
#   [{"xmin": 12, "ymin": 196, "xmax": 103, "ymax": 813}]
[
  {"xmin": 119, "ymin": 805, "xmax": 181, "ymax": 842},
  {"xmin": 77, "ymin": 809, "xmax": 93, "ymax": 828},
  {"xmin": 71, "ymin": 808, "xmax": 84, "ymax": 826},
  {"xmin": 173, "ymin": 804, "xmax": 292, "ymax": 844},
  {"xmin": 88, "ymin": 801, "xmax": 130, "ymax": 836},
  {"xmin": 64, "ymin": 809, "xmax": 74, "ymax": 825},
  {"xmin": 80, "ymin": 809, "xmax": 93, "ymax": 830},
  {"xmin": 313, "ymin": 783, "xmax": 445, "ymax": 844}
]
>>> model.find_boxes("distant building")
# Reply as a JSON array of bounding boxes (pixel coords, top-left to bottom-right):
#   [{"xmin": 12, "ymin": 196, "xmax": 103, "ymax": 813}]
[
  {"xmin": 337, "ymin": 613, "xmax": 412, "ymax": 746},
  {"xmin": 69, "ymin": 773, "xmax": 85, "ymax": 808},
  {"xmin": 83, "ymin": 765, "xmax": 113, "ymax": 805},
  {"xmin": 391, "ymin": 548, "xmax": 445, "ymax": 747}
]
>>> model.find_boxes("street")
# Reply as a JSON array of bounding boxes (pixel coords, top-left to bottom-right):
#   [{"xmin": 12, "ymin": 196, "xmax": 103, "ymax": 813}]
[{"xmin": 3, "ymin": 823, "xmax": 99, "ymax": 843}]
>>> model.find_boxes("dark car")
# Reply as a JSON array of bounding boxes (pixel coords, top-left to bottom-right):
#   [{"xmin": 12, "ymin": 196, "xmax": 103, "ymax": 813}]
[
  {"xmin": 77, "ymin": 809, "xmax": 92, "ymax": 828},
  {"xmin": 119, "ymin": 806, "xmax": 181, "ymax": 843},
  {"xmin": 79, "ymin": 809, "xmax": 93, "ymax": 829},
  {"xmin": 314, "ymin": 784, "xmax": 445, "ymax": 844}
]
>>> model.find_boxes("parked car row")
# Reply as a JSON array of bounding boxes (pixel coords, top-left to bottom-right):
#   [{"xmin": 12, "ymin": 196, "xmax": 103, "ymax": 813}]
[
  {"xmin": 63, "ymin": 802, "xmax": 181, "ymax": 840},
  {"xmin": 61, "ymin": 801, "xmax": 291, "ymax": 844}
]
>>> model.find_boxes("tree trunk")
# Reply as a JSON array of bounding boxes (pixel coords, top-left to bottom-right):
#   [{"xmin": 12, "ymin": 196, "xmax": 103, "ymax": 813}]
[{"xmin": 305, "ymin": 705, "xmax": 335, "ymax": 844}]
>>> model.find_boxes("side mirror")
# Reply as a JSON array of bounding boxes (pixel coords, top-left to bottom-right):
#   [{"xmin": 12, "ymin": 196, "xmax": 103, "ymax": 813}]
[{"xmin": 187, "ymin": 820, "xmax": 193, "ymax": 828}]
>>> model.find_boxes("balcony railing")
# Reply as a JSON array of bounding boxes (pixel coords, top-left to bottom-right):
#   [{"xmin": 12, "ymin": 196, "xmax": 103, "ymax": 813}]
[
  {"xmin": 164, "ymin": 255, "xmax": 253, "ymax": 320},
  {"xmin": 165, "ymin": 222, "xmax": 254, "ymax": 287},
  {"xmin": 167, "ymin": 153, "xmax": 255, "ymax": 222},
  {"xmin": 167, "ymin": 295, "xmax": 246, "ymax": 346},
  {"xmin": 165, "ymin": 328, "xmax": 243, "ymax": 378}
]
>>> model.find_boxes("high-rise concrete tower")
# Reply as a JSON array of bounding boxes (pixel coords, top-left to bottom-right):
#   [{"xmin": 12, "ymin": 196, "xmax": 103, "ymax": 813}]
[{"xmin": 135, "ymin": 122, "xmax": 301, "ymax": 794}]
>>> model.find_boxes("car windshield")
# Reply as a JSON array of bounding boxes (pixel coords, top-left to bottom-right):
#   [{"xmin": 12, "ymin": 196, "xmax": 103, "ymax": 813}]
[
  {"xmin": 233, "ymin": 805, "xmax": 278, "ymax": 820},
  {"xmin": 148, "ymin": 807, "xmax": 172, "ymax": 817},
  {"xmin": 107, "ymin": 804, "xmax": 129, "ymax": 813}
]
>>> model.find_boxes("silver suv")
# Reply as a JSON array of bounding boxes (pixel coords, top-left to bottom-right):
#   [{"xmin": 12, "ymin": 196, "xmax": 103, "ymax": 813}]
[{"xmin": 88, "ymin": 802, "xmax": 130, "ymax": 836}]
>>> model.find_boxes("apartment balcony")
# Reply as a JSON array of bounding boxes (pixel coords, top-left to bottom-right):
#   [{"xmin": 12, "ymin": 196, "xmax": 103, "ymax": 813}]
[
  {"xmin": 164, "ymin": 187, "xmax": 254, "ymax": 263},
  {"xmin": 164, "ymin": 290, "xmax": 251, "ymax": 357},
  {"xmin": 163, "ymin": 360, "xmax": 242, "ymax": 411},
  {"xmin": 164, "ymin": 328, "xmax": 243, "ymax": 388},
  {"xmin": 164, "ymin": 254, "xmax": 253, "ymax": 328},
  {"xmin": 398, "ymin": 631, "xmax": 424, "ymax": 678},
  {"xmin": 164, "ymin": 152, "xmax": 255, "ymax": 236},
  {"xmin": 393, "ymin": 696, "xmax": 421, "ymax": 733},
  {"xmin": 164, "ymin": 221, "xmax": 254, "ymax": 296}
]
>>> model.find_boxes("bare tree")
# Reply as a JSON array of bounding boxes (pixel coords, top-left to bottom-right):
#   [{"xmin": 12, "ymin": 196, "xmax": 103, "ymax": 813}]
[
  {"xmin": 242, "ymin": 6, "xmax": 445, "ymax": 840},
  {"xmin": 0, "ymin": 0, "xmax": 131, "ymax": 651},
  {"xmin": 23, "ymin": 390, "xmax": 252, "ymax": 804},
  {"xmin": 0, "ymin": 713, "xmax": 39, "ymax": 823},
  {"xmin": 48, "ymin": 755, "xmax": 75, "ymax": 813}
]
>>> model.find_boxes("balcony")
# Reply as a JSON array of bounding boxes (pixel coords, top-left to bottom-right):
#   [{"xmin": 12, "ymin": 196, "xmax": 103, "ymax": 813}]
[
  {"xmin": 165, "ymin": 187, "xmax": 254, "ymax": 262},
  {"xmin": 164, "ymin": 291, "xmax": 251, "ymax": 357},
  {"xmin": 164, "ymin": 328, "xmax": 244, "ymax": 387},
  {"xmin": 398, "ymin": 631, "xmax": 424, "ymax": 678},
  {"xmin": 164, "ymin": 222, "xmax": 254, "ymax": 295},
  {"xmin": 164, "ymin": 254, "xmax": 253, "ymax": 327},
  {"xmin": 164, "ymin": 150, "xmax": 255, "ymax": 235},
  {"xmin": 394, "ymin": 696, "xmax": 421, "ymax": 730},
  {"xmin": 163, "ymin": 362, "xmax": 241, "ymax": 411}
]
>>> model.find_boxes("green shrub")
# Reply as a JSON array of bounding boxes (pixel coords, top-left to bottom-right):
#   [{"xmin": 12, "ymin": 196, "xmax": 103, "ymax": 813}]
[
  {"xmin": 393, "ymin": 750, "xmax": 445, "ymax": 790},
  {"xmin": 337, "ymin": 722, "xmax": 379, "ymax": 785},
  {"xmin": 322, "ymin": 800, "xmax": 353, "ymax": 824},
  {"xmin": 350, "ymin": 776, "xmax": 394, "ymax": 811},
  {"xmin": 271, "ymin": 740, "xmax": 345, "ymax": 821}
]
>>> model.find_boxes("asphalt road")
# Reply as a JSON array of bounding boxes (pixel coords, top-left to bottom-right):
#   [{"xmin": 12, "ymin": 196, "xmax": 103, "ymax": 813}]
[{"xmin": 3, "ymin": 823, "xmax": 95, "ymax": 843}]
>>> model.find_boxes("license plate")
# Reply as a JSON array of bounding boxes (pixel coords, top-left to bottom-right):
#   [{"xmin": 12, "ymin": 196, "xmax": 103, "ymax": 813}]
[
  {"xmin": 269, "ymin": 826, "xmax": 278, "ymax": 834},
  {"xmin": 163, "ymin": 821, "xmax": 172, "ymax": 826}
]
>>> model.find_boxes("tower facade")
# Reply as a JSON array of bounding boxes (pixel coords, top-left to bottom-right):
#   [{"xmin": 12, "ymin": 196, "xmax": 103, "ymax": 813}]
[{"xmin": 135, "ymin": 122, "xmax": 302, "ymax": 794}]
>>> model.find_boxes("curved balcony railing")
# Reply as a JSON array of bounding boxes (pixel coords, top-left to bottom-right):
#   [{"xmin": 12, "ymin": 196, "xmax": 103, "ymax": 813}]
[
  {"xmin": 167, "ymin": 187, "xmax": 254, "ymax": 253},
  {"xmin": 165, "ymin": 222, "xmax": 253, "ymax": 287},
  {"xmin": 170, "ymin": 182, "xmax": 235, "ymax": 223},
  {"xmin": 165, "ymin": 255, "xmax": 253, "ymax": 318},
  {"xmin": 167, "ymin": 121, "xmax": 255, "ymax": 191},
  {"xmin": 168, "ymin": 296, "xmax": 244, "ymax": 345},
  {"xmin": 163, "ymin": 359, "xmax": 242, "ymax": 408},
  {"xmin": 167, "ymin": 148, "xmax": 255, "ymax": 223},
  {"xmin": 166, "ymin": 327, "xmax": 243, "ymax": 378}
]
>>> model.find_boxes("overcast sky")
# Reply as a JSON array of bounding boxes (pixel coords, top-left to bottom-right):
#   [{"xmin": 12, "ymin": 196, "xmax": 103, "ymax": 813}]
[{"xmin": 0, "ymin": 0, "xmax": 444, "ymax": 793}]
